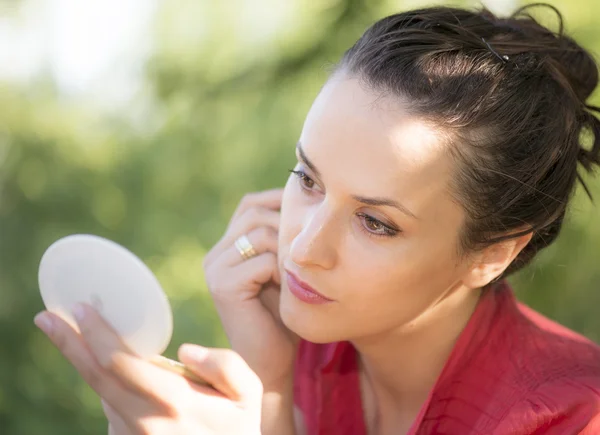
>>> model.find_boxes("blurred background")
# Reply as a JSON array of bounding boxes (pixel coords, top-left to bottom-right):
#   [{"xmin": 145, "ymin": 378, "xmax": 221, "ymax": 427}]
[{"xmin": 1, "ymin": 0, "xmax": 599, "ymax": 433}]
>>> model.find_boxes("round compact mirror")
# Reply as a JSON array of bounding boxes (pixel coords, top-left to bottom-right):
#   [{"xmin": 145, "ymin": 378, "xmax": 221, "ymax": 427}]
[{"xmin": 38, "ymin": 234, "xmax": 173, "ymax": 358}]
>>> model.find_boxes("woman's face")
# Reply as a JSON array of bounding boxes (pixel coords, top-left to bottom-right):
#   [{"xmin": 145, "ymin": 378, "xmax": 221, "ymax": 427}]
[{"xmin": 278, "ymin": 73, "xmax": 474, "ymax": 343}]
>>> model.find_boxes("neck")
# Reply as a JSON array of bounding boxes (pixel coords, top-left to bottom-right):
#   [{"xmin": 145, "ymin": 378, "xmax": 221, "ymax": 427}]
[{"xmin": 352, "ymin": 284, "xmax": 483, "ymax": 430}]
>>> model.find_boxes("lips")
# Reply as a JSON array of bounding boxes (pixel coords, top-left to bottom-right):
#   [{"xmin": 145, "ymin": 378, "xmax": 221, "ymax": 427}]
[{"xmin": 285, "ymin": 270, "xmax": 334, "ymax": 305}]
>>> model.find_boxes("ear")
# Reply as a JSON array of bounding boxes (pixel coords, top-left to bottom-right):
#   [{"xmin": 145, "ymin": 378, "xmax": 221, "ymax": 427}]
[{"xmin": 463, "ymin": 232, "xmax": 533, "ymax": 289}]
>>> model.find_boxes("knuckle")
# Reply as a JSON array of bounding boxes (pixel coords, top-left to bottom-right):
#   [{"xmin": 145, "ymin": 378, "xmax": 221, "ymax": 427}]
[
  {"xmin": 77, "ymin": 320, "xmax": 93, "ymax": 338},
  {"xmin": 204, "ymin": 257, "xmax": 225, "ymax": 283},
  {"xmin": 255, "ymin": 253, "xmax": 274, "ymax": 270},
  {"xmin": 255, "ymin": 226, "xmax": 272, "ymax": 241},
  {"xmin": 228, "ymin": 350, "xmax": 248, "ymax": 373},
  {"xmin": 97, "ymin": 352, "xmax": 120, "ymax": 372},
  {"xmin": 205, "ymin": 268, "xmax": 226, "ymax": 295},
  {"xmin": 207, "ymin": 281, "xmax": 230, "ymax": 301},
  {"xmin": 265, "ymin": 252, "xmax": 278, "ymax": 264},
  {"xmin": 207, "ymin": 283, "xmax": 223, "ymax": 297},
  {"xmin": 204, "ymin": 242, "xmax": 224, "ymax": 267},
  {"xmin": 267, "ymin": 226, "xmax": 279, "ymax": 238},
  {"xmin": 221, "ymin": 347, "xmax": 241, "ymax": 362},
  {"xmin": 217, "ymin": 348, "xmax": 242, "ymax": 372},
  {"xmin": 244, "ymin": 206, "xmax": 261, "ymax": 222},
  {"xmin": 48, "ymin": 328, "xmax": 108, "ymax": 393},
  {"xmin": 240, "ymin": 192, "xmax": 257, "ymax": 207}
]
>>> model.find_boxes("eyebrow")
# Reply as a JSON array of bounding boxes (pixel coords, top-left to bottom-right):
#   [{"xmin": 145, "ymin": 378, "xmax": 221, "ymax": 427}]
[
  {"xmin": 296, "ymin": 141, "xmax": 418, "ymax": 220},
  {"xmin": 297, "ymin": 141, "xmax": 321, "ymax": 178}
]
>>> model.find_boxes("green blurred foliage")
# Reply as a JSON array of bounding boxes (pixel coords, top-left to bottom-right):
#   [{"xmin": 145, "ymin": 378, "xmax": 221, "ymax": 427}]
[{"xmin": 0, "ymin": 0, "xmax": 599, "ymax": 433}]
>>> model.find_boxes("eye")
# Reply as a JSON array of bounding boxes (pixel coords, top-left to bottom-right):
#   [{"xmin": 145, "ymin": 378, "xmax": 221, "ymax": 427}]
[
  {"xmin": 357, "ymin": 212, "xmax": 399, "ymax": 238},
  {"xmin": 289, "ymin": 169, "xmax": 316, "ymax": 191}
]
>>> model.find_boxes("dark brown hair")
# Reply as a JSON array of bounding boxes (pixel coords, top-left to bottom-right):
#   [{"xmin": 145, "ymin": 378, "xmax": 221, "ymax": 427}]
[{"xmin": 338, "ymin": 3, "xmax": 600, "ymax": 278}]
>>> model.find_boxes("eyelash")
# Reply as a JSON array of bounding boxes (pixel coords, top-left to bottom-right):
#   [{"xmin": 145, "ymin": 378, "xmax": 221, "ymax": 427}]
[
  {"xmin": 288, "ymin": 169, "xmax": 400, "ymax": 239},
  {"xmin": 289, "ymin": 169, "xmax": 316, "ymax": 191}
]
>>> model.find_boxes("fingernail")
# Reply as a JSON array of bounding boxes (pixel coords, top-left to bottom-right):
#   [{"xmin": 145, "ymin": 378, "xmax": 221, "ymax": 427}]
[
  {"xmin": 34, "ymin": 312, "xmax": 54, "ymax": 335},
  {"xmin": 73, "ymin": 303, "xmax": 87, "ymax": 323},
  {"xmin": 181, "ymin": 344, "xmax": 209, "ymax": 361}
]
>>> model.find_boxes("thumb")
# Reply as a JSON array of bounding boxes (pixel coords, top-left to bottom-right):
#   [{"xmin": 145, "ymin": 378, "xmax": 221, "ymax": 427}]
[{"xmin": 178, "ymin": 345, "xmax": 263, "ymax": 404}]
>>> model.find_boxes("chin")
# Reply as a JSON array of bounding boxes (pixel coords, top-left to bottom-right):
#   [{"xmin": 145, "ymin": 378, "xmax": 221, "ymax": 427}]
[{"xmin": 279, "ymin": 287, "xmax": 342, "ymax": 344}]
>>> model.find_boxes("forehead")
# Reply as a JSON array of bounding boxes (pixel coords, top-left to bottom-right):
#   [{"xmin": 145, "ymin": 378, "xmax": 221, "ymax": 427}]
[{"xmin": 299, "ymin": 75, "xmax": 453, "ymax": 209}]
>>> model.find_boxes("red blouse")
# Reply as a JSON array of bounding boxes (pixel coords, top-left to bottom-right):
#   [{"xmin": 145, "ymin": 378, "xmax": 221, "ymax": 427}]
[{"xmin": 294, "ymin": 281, "xmax": 600, "ymax": 434}]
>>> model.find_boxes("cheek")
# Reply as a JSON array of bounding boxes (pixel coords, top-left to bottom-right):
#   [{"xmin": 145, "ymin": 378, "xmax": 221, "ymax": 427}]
[
  {"xmin": 340, "ymin": 236, "xmax": 462, "ymax": 310},
  {"xmin": 339, "ymin": 246, "xmax": 409, "ymax": 310}
]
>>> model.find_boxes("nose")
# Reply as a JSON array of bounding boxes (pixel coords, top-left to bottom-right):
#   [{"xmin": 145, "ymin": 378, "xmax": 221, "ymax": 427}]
[{"xmin": 289, "ymin": 202, "xmax": 337, "ymax": 270}]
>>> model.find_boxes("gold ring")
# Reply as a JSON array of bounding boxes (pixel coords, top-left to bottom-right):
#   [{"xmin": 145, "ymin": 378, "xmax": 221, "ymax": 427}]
[{"xmin": 234, "ymin": 234, "xmax": 258, "ymax": 261}]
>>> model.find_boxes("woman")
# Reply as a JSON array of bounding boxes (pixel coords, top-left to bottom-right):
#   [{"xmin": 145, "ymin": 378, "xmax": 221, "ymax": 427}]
[{"xmin": 34, "ymin": 3, "xmax": 600, "ymax": 434}]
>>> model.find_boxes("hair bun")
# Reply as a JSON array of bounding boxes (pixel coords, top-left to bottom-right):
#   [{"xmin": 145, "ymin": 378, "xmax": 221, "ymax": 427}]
[
  {"xmin": 507, "ymin": 3, "xmax": 598, "ymax": 101},
  {"xmin": 553, "ymin": 35, "xmax": 598, "ymax": 101}
]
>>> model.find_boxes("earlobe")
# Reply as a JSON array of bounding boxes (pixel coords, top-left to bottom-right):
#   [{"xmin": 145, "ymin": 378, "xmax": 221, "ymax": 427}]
[{"xmin": 463, "ymin": 232, "xmax": 533, "ymax": 289}]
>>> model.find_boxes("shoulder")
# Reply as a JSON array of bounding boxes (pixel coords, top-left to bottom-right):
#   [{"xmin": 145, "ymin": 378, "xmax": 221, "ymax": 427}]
[
  {"xmin": 486, "ymin": 287, "xmax": 600, "ymax": 433},
  {"xmin": 426, "ymin": 284, "xmax": 600, "ymax": 433},
  {"xmin": 492, "ymin": 376, "xmax": 600, "ymax": 434},
  {"xmin": 509, "ymin": 296, "xmax": 600, "ymax": 384},
  {"xmin": 481, "ymin": 284, "xmax": 600, "ymax": 381}
]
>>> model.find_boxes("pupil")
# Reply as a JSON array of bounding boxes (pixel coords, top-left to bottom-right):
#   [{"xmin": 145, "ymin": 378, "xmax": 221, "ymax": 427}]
[{"xmin": 367, "ymin": 218, "xmax": 380, "ymax": 230}]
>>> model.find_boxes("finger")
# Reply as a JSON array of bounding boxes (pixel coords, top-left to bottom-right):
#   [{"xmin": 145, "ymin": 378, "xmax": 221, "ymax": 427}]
[
  {"xmin": 230, "ymin": 189, "xmax": 283, "ymax": 222},
  {"xmin": 259, "ymin": 285, "xmax": 283, "ymax": 322},
  {"xmin": 208, "ymin": 207, "xmax": 280, "ymax": 264},
  {"xmin": 210, "ymin": 252, "xmax": 280, "ymax": 302},
  {"xmin": 226, "ymin": 206, "xmax": 281, "ymax": 241},
  {"xmin": 178, "ymin": 345, "xmax": 263, "ymax": 404},
  {"xmin": 259, "ymin": 286, "xmax": 300, "ymax": 348},
  {"xmin": 205, "ymin": 206, "xmax": 280, "ymax": 267},
  {"xmin": 234, "ymin": 252, "xmax": 280, "ymax": 288},
  {"xmin": 221, "ymin": 226, "xmax": 279, "ymax": 267},
  {"xmin": 36, "ymin": 310, "xmax": 183, "ymax": 429},
  {"xmin": 73, "ymin": 304, "xmax": 191, "ymax": 404},
  {"xmin": 102, "ymin": 400, "xmax": 135, "ymax": 435},
  {"xmin": 34, "ymin": 311, "xmax": 133, "ymax": 406}
]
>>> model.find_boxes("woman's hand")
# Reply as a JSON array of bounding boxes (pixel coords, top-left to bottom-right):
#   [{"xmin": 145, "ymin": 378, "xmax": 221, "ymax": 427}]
[
  {"xmin": 34, "ymin": 305, "xmax": 263, "ymax": 435},
  {"xmin": 203, "ymin": 189, "xmax": 298, "ymax": 393}
]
